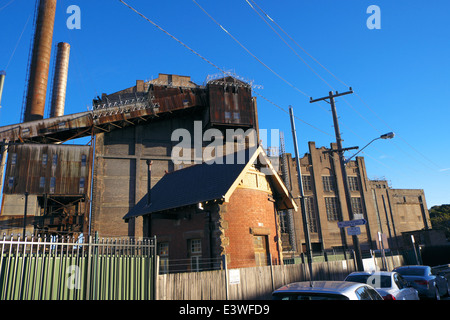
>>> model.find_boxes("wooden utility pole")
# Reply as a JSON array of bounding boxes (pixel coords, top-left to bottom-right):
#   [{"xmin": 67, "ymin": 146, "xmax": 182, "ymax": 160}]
[{"xmin": 310, "ymin": 89, "xmax": 364, "ymax": 271}]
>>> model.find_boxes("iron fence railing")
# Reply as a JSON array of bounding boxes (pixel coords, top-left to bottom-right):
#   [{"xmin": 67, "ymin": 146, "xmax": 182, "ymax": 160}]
[{"xmin": 0, "ymin": 234, "xmax": 157, "ymax": 300}]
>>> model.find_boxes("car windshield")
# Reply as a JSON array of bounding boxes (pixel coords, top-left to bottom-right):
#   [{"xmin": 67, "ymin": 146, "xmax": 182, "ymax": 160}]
[
  {"xmin": 395, "ymin": 268, "xmax": 426, "ymax": 276},
  {"xmin": 272, "ymin": 292, "xmax": 349, "ymax": 300},
  {"xmin": 346, "ymin": 274, "xmax": 392, "ymax": 288}
]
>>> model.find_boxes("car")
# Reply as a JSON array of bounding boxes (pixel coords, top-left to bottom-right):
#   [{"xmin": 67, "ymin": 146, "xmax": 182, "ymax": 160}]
[
  {"xmin": 272, "ymin": 281, "xmax": 384, "ymax": 300},
  {"xmin": 432, "ymin": 264, "xmax": 450, "ymax": 282},
  {"xmin": 344, "ymin": 271, "xmax": 419, "ymax": 300},
  {"xmin": 393, "ymin": 265, "xmax": 450, "ymax": 300}
]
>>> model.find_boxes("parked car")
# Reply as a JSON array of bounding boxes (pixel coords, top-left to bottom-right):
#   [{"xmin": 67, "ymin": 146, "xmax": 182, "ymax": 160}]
[
  {"xmin": 431, "ymin": 264, "xmax": 450, "ymax": 282},
  {"xmin": 393, "ymin": 265, "xmax": 450, "ymax": 300},
  {"xmin": 272, "ymin": 281, "xmax": 383, "ymax": 300},
  {"xmin": 344, "ymin": 271, "xmax": 419, "ymax": 300}
]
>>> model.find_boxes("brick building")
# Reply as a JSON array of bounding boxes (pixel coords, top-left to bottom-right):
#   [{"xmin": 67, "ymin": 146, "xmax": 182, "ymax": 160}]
[
  {"xmin": 279, "ymin": 141, "xmax": 432, "ymax": 255},
  {"xmin": 123, "ymin": 146, "xmax": 296, "ymax": 270},
  {"xmin": 91, "ymin": 74, "xmax": 258, "ymax": 238}
]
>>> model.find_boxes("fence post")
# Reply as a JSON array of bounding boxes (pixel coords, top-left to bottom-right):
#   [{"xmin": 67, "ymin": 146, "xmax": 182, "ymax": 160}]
[
  {"xmin": 269, "ymin": 253, "xmax": 275, "ymax": 294},
  {"xmin": 153, "ymin": 235, "xmax": 158, "ymax": 300},
  {"xmin": 85, "ymin": 235, "xmax": 92, "ymax": 300},
  {"xmin": 222, "ymin": 255, "xmax": 229, "ymax": 300}
]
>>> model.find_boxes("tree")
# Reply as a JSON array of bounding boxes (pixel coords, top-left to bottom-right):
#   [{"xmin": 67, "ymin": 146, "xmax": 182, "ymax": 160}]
[{"xmin": 429, "ymin": 204, "xmax": 450, "ymax": 239}]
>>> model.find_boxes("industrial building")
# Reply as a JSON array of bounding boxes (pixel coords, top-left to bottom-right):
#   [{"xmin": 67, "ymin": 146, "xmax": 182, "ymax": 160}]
[
  {"xmin": 278, "ymin": 141, "xmax": 432, "ymax": 257},
  {"xmin": 0, "ymin": 0, "xmax": 439, "ymax": 269}
]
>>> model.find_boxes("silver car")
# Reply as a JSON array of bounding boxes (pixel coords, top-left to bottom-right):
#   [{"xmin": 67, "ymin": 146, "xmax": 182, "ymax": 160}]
[
  {"xmin": 344, "ymin": 271, "xmax": 419, "ymax": 300},
  {"xmin": 393, "ymin": 265, "xmax": 450, "ymax": 300},
  {"xmin": 272, "ymin": 281, "xmax": 383, "ymax": 300}
]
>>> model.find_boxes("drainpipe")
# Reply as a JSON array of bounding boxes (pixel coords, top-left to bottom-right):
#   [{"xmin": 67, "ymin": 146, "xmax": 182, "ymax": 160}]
[{"xmin": 146, "ymin": 160, "xmax": 153, "ymax": 206}]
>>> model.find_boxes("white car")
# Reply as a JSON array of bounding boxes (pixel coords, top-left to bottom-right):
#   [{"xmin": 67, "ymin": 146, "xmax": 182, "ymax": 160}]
[
  {"xmin": 345, "ymin": 271, "xmax": 419, "ymax": 300},
  {"xmin": 272, "ymin": 281, "xmax": 383, "ymax": 300}
]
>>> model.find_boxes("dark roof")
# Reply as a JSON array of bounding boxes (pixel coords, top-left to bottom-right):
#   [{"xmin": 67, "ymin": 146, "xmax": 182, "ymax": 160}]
[{"xmin": 123, "ymin": 151, "xmax": 251, "ymax": 220}]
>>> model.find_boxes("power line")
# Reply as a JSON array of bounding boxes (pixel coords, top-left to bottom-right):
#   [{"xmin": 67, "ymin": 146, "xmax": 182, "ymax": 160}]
[
  {"xmin": 245, "ymin": 0, "xmax": 335, "ymax": 91},
  {"xmin": 117, "ymin": 0, "xmax": 333, "ymax": 138},
  {"xmin": 246, "ymin": 0, "xmax": 351, "ymax": 90},
  {"xmin": 247, "ymin": 0, "xmax": 443, "ymax": 171},
  {"xmin": 191, "ymin": 0, "xmax": 310, "ymax": 99}
]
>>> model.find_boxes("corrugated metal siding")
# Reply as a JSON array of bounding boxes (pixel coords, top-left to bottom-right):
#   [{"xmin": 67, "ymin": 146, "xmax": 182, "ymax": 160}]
[
  {"xmin": 3, "ymin": 144, "xmax": 91, "ymax": 195},
  {"xmin": 207, "ymin": 77, "xmax": 254, "ymax": 127}
]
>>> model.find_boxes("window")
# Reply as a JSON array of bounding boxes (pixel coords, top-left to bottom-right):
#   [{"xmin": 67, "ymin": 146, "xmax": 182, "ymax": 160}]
[
  {"xmin": 348, "ymin": 176, "xmax": 359, "ymax": 191},
  {"xmin": 11, "ymin": 153, "xmax": 17, "ymax": 165},
  {"xmin": 79, "ymin": 177, "xmax": 85, "ymax": 192},
  {"xmin": 325, "ymin": 197, "xmax": 340, "ymax": 221},
  {"xmin": 39, "ymin": 177, "xmax": 45, "ymax": 189},
  {"xmin": 351, "ymin": 197, "xmax": 363, "ymax": 216},
  {"xmin": 189, "ymin": 239, "xmax": 202, "ymax": 272},
  {"xmin": 302, "ymin": 175, "xmax": 312, "ymax": 191},
  {"xmin": 322, "ymin": 176, "xmax": 336, "ymax": 192},
  {"xmin": 42, "ymin": 154, "xmax": 48, "ymax": 166},
  {"xmin": 158, "ymin": 242, "xmax": 169, "ymax": 274},
  {"xmin": 81, "ymin": 154, "xmax": 87, "ymax": 167},
  {"xmin": 50, "ymin": 177, "xmax": 56, "ymax": 193},
  {"xmin": 52, "ymin": 154, "xmax": 58, "ymax": 167},
  {"xmin": 355, "ymin": 286, "xmax": 373, "ymax": 300},
  {"xmin": 7, "ymin": 177, "xmax": 14, "ymax": 188},
  {"xmin": 305, "ymin": 197, "xmax": 318, "ymax": 233}
]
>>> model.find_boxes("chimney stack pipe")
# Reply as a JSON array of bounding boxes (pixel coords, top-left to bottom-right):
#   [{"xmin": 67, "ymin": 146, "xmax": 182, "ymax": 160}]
[{"xmin": 24, "ymin": 0, "xmax": 57, "ymax": 122}]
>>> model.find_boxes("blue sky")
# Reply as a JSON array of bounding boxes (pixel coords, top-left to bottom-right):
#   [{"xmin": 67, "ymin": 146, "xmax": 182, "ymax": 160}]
[{"xmin": 0, "ymin": 0, "xmax": 449, "ymax": 207}]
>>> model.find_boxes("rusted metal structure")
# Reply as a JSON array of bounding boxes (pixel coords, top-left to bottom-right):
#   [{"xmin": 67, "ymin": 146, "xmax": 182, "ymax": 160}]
[
  {"xmin": 0, "ymin": 73, "xmax": 260, "ymax": 237},
  {"xmin": 207, "ymin": 76, "xmax": 256, "ymax": 128},
  {"xmin": 49, "ymin": 42, "xmax": 70, "ymax": 118},
  {"xmin": 23, "ymin": 0, "xmax": 57, "ymax": 122},
  {"xmin": 1, "ymin": 144, "xmax": 92, "ymax": 235}
]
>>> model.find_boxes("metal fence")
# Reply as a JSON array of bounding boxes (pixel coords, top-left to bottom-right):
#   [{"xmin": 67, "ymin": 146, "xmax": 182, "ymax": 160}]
[{"xmin": 0, "ymin": 234, "xmax": 157, "ymax": 300}]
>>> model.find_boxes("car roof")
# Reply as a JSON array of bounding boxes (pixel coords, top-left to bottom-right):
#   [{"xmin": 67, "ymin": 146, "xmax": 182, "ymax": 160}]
[
  {"xmin": 347, "ymin": 271, "xmax": 395, "ymax": 276},
  {"xmin": 395, "ymin": 265, "xmax": 428, "ymax": 269},
  {"xmin": 273, "ymin": 281, "xmax": 369, "ymax": 295}
]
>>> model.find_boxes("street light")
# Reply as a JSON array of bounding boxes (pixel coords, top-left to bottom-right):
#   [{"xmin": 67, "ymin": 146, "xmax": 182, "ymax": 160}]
[
  {"xmin": 341, "ymin": 132, "xmax": 394, "ymax": 271},
  {"xmin": 344, "ymin": 132, "xmax": 395, "ymax": 164}
]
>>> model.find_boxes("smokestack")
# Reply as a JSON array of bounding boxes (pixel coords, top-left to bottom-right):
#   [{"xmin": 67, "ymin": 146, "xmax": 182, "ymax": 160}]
[
  {"xmin": 50, "ymin": 42, "xmax": 70, "ymax": 118},
  {"xmin": 24, "ymin": 0, "xmax": 57, "ymax": 122},
  {"xmin": 0, "ymin": 71, "xmax": 5, "ymax": 108}
]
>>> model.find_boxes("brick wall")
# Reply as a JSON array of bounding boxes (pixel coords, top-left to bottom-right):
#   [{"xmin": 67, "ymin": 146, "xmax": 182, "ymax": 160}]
[{"xmin": 220, "ymin": 187, "xmax": 281, "ymax": 269}]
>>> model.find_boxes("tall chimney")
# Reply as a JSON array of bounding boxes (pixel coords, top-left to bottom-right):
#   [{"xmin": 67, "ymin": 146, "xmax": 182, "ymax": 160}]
[
  {"xmin": 50, "ymin": 42, "xmax": 70, "ymax": 118},
  {"xmin": 24, "ymin": 0, "xmax": 57, "ymax": 122},
  {"xmin": 0, "ymin": 71, "xmax": 5, "ymax": 108}
]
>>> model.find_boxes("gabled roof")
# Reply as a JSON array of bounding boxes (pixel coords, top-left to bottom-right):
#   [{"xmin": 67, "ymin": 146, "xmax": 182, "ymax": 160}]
[{"xmin": 123, "ymin": 146, "xmax": 296, "ymax": 220}]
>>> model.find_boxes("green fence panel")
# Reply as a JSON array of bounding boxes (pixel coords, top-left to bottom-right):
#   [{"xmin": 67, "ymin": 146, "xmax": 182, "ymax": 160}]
[{"xmin": 0, "ymin": 236, "xmax": 156, "ymax": 300}]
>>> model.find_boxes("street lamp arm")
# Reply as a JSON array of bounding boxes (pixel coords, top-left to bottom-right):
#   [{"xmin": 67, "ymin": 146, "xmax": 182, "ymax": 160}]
[
  {"xmin": 344, "ymin": 132, "xmax": 394, "ymax": 164},
  {"xmin": 344, "ymin": 137, "xmax": 379, "ymax": 164}
]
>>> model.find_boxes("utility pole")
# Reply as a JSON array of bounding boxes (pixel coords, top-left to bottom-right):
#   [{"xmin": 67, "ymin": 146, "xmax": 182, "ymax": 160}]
[
  {"xmin": 310, "ymin": 89, "xmax": 364, "ymax": 271},
  {"xmin": 289, "ymin": 106, "xmax": 313, "ymax": 280}
]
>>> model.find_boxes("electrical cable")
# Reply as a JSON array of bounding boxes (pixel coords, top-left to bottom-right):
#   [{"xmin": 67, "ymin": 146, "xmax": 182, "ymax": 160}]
[
  {"xmin": 247, "ymin": 0, "xmax": 443, "ymax": 171},
  {"xmin": 117, "ymin": 0, "xmax": 333, "ymax": 138},
  {"xmin": 192, "ymin": 0, "xmax": 311, "ymax": 99}
]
